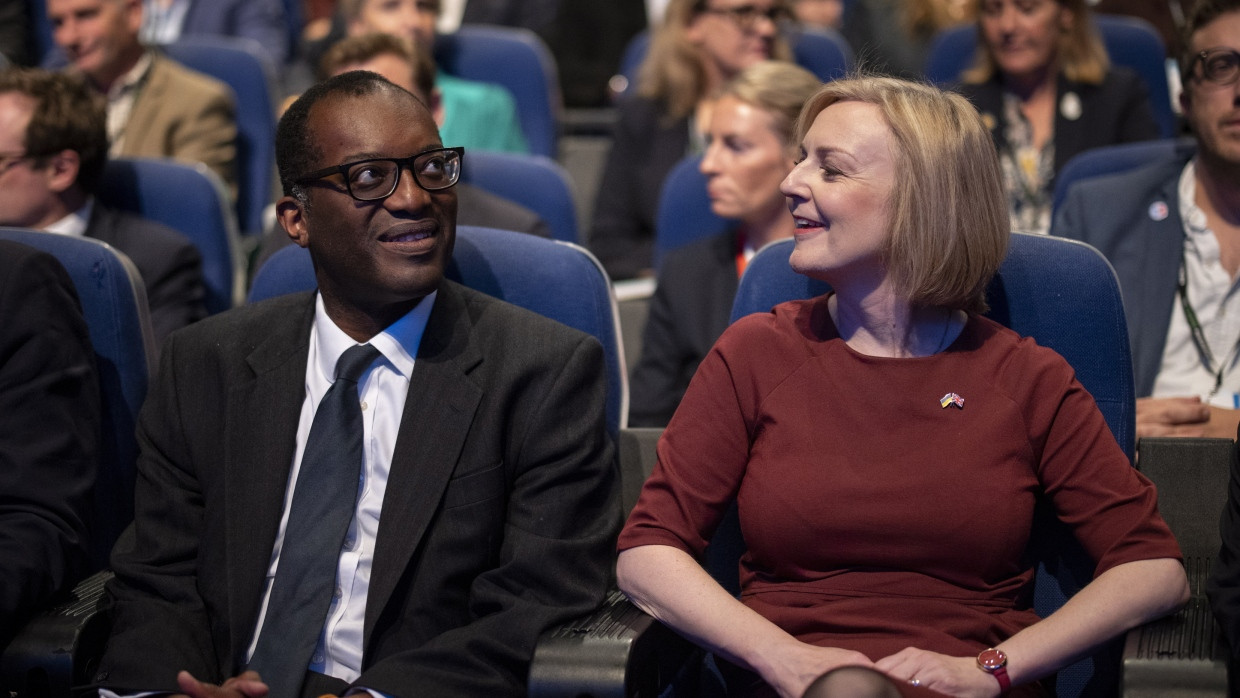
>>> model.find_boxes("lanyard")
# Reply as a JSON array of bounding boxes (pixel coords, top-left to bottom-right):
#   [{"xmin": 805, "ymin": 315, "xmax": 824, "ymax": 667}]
[{"xmin": 1177, "ymin": 253, "xmax": 1240, "ymax": 396}]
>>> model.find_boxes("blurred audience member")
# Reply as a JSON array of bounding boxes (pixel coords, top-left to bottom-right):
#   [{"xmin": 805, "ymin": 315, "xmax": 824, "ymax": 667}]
[
  {"xmin": 840, "ymin": 0, "xmax": 967, "ymax": 79},
  {"xmin": 589, "ymin": 0, "xmax": 792, "ymax": 280},
  {"xmin": 629, "ymin": 61, "xmax": 820, "ymax": 427},
  {"xmin": 0, "ymin": 240, "xmax": 99, "ymax": 652},
  {"xmin": 0, "ymin": 0, "xmax": 32, "ymax": 66},
  {"xmin": 47, "ymin": 0, "xmax": 238, "ymax": 193},
  {"xmin": 956, "ymin": 0, "xmax": 1159, "ymax": 234},
  {"xmin": 1093, "ymin": 0, "xmax": 1185, "ymax": 58},
  {"xmin": 256, "ymin": 32, "xmax": 551, "ymax": 269},
  {"xmin": 340, "ymin": 0, "xmax": 528, "ymax": 153},
  {"xmin": 140, "ymin": 0, "xmax": 292, "ymax": 68},
  {"xmin": 792, "ymin": 0, "xmax": 844, "ymax": 29},
  {"xmin": 0, "ymin": 68, "xmax": 206, "ymax": 344},
  {"xmin": 1054, "ymin": 0, "xmax": 1240, "ymax": 439}
]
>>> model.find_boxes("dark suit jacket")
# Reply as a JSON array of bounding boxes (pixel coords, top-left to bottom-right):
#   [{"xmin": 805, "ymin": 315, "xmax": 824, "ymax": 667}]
[
  {"xmin": 86, "ymin": 205, "xmax": 207, "ymax": 346},
  {"xmin": 95, "ymin": 280, "xmax": 619, "ymax": 697},
  {"xmin": 252, "ymin": 183, "xmax": 550, "ymax": 271},
  {"xmin": 181, "ymin": 0, "xmax": 290, "ymax": 66},
  {"xmin": 629, "ymin": 231, "xmax": 738, "ymax": 427},
  {"xmin": 588, "ymin": 95, "xmax": 692, "ymax": 280},
  {"xmin": 1051, "ymin": 143, "xmax": 1196, "ymax": 398},
  {"xmin": 0, "ymin": 241, "xmax": 98, "ymax": 645},
  {"xmin": 956, "ymin": 67, "xmax": 1161, "ymax": 177},
  {"xmin": 1207, "ymin": 425, "xmax": 1240, "ymax": 661}
]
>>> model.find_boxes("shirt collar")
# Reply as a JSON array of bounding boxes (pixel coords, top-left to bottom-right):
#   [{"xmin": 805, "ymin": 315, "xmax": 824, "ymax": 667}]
[
  {"xmin": 42, "ymin": 197, "xmax": 94, "ymax": 237},
  {"xmin": 1179, "ymin": 158, "xmax": 1209, "ymax": 237},
  {"xmin": 107, "ymin": 51, "xmax": 153, "ymax": 102},
  {"xmin": 310, "ymin": 290, "xmax": 437, "ymax": 384}
]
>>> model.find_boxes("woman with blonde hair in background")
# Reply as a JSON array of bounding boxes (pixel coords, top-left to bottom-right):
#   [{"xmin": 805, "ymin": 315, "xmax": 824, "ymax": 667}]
[
  {"xmin": 588, "ymin": 0, "xmax": 793, "ymax": 281},
  {"xmin": 629, "ymin": 60, "xmax": 820, "ymax": 427}
]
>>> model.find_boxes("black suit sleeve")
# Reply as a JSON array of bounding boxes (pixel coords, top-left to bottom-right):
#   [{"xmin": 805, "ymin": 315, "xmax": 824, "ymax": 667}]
[
  {"xmin": 356, "ymin": 333, "xmax": 620, "ymax": 697},
  {"xmin": 1209, "ymin": 427, "xmax": 1240, "ymax": 660},
  {"xmin": 1112, "ymin": 69, "xmax": 1161, "ymax": 144},
  {"xmin": 0, "ymin": 244, "xmax": 98, "ymax": 642}
]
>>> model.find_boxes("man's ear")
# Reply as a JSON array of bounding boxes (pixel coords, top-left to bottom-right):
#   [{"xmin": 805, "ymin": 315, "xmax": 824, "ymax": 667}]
[
  {"xmin": 45, "ymin": 150, "xmax": 81, "ymax": 194},
  {"xmin": 276, "ymin": 195, "xmax": 310, "ymax": 248}
]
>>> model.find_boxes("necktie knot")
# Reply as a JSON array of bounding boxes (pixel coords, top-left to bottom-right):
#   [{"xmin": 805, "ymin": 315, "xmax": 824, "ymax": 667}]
[{"xmin": 335, "ymin": 344, "xmax": 382, "ymax": 384}]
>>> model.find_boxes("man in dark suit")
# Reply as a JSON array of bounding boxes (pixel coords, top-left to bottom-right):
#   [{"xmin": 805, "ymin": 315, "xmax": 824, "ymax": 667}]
[
  {"xmin": 94, "ymin": 70, "xmax": 618, "ymax": 698},
  {"xmin": 0, "ymin": 67, "xmax": 206, "ymax": 344},
  {"xmin": 1053, "ymin": 0, "xmax": 1240, "ymax": 439},
  {"xmin": 0, "ymin": 241, "xmax": 99, "ymax": 651}
]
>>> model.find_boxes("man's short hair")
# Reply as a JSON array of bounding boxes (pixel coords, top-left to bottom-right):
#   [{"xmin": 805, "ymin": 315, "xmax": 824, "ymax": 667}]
[
  {"xmin": 318, "ymin": 33, "xmax": 436, "ymax": 102},
  {"xmin": 793, "ymin": 75, "xmax": 1009, "ymax": 313},
  {"xmin": 0, "ymin": 68, "xmax": 108, "ymax": 194},
  {"xmin": 277, "ymin": 70, "xmax": 422, "ymax": 204},
  {"xmin": 1181, "ymin": 0, "xmax": 1240, "ymax": 86}
]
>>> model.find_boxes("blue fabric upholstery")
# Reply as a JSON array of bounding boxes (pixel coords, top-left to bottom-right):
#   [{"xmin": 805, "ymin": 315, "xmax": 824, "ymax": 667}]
[
  {"xmin": 248, "ymin": 226, "xmax": 627, "ymax": 435},
  {"xmin": 654, "ymin": 154, "xmax": 731, "ymax": 268},
  {"xmin": 434, "ymin": 26, "xmax": 562, "ymax": 159},
  {"xmin": 0, "ymin": 227, "xmax": 154, "ymax": 570},
  {"xmin": 924, "ymin": 14, "xmax": 1176, "ymax": 138},
  {"xmin": 97, "ymin": 157, "xmax": 239, "ymax": 315},
  {"xmin": 463, "ymin": 151, "xmax": 579, "ymax": 243},
  {"xmin": 1051, "ymin": 137, "xmax": 1194, "ymax": 215},
  {"xmin": 163, "ymin": 35, "xmax": 278, "ymax": 236},
  {"xmin": 728, "ymin": 232, "xmax": 1135, "ymax": 696}
]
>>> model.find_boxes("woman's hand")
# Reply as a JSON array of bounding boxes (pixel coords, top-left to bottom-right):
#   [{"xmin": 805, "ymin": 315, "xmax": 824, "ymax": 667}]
[
  {"xmin": 875, "ymin": 648, "xmax": 1000, "ymax": 698},
  {"xmin": 759, "ymin": 640, "xmax": 877, "ymax": 698}
]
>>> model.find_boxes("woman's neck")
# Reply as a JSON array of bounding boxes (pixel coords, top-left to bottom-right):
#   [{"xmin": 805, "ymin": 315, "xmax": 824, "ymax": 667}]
[
  {"xmin": 828, "ymin": 290, "xmax": 960, "ymax": 358},
  {"xmin": 1004, "ymin": 64, "xmax": 1057, "ymax": 101}
]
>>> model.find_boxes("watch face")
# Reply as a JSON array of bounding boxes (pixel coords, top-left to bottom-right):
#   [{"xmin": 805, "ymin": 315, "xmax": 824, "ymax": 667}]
[{"xmin": 977, "ymin": 648, "xmax": 1008, "ymax": 671}]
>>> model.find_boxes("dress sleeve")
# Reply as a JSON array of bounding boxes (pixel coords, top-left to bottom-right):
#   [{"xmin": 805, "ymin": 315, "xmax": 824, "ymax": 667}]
[{"xmin": 1026, "ymin": 351, "xmax": 1181, "ymax": 575}]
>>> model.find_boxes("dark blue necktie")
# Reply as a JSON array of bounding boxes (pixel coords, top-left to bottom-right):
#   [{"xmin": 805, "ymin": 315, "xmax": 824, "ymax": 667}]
[{"xmin": 247, "ymin": 344, "xmax": 382, "ymax": 698}]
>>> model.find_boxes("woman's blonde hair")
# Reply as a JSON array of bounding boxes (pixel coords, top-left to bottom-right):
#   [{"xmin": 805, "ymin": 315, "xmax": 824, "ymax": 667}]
[
  {"xmin": 962, "ymin": 0, "xmax": 1109, "ymax": 85},
  {"xmin": 793, "ymin": 76, "xmax": 1009, "ymax": 313},
  {"xmin": 720, "ymin": 61, "xmax": 822, "ymax": 148},
  {"xmin": 638, "ymin": 0, "xmax": 792, "ymax": 122}
]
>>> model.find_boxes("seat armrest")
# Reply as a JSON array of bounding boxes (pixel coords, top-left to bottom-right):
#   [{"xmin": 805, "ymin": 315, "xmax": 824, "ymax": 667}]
[
  {"xmin": 1, "ymin": 571, "xmax": 113, "ymax": 698},
  {"xmin": 529, "ymin": 588, "xmax": 698, "ymax": 698}
]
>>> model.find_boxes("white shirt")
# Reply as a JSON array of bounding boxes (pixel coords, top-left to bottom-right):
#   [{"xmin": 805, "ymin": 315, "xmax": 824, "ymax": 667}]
[
  {"xmin": 42, "ymin": 199, "xmax": 93, "ymax": 237},
  {"xmin": 1152, "ymin": 160, "xmax": 1240, "ymax": 408},
  {"xmin": 244, "ymin": 291, "xmax": 436, "ymax": 682},
  {"xmin": 437, "ymin": 0, "xmax": 467, "ymax": 34},
  {"xmin": 140, "ymin": 0, "xmax": 191, "ymax": 45},
  {"xmin": 106, "ymin": 51, "xmax": 154, "ymax": 153}
]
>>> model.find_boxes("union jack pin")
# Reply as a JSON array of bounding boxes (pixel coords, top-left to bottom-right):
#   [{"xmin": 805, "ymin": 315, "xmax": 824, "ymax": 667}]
[{"xmin": 939, "ymin": 392, "xmax": 965, "ymax": 409}]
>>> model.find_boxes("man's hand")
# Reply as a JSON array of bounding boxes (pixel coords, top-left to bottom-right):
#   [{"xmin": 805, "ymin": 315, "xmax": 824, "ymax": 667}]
[
  {"xmin": 875, "ymin": 648, "xmax": 999, "ymax": 698},
  {"xmin": 174, "ymin": 670, "xmax": 270, "ymax": 698},
  {"xmin": 1136, "ymin": 397, "xmax": 1240, "ymax": 439}
]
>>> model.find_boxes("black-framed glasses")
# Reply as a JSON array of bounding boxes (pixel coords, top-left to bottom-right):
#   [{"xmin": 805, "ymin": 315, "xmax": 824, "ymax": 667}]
[
  {"xmin": 698, "ymin": 3, "xmax": 792, "ymax": 30},
  {"xmin": 1190, "ymin": 47, "xmax": 1240, "ymax": 87},
  {"xmin": 295, "ymin": 146, "xmax": 464, "ymax": 201}
]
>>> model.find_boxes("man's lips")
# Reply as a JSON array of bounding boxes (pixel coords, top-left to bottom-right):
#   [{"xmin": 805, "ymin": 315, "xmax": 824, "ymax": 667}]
[{"xmin": 377, "ymin": 225, "xmax": 437, "ymax": 253}]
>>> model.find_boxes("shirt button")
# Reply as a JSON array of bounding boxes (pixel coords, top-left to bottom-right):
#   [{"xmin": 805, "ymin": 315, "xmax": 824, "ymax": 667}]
[
  {"xmin": 360, "ymin": 400, "xmax": 368, "ymax": 411},
  {"xmin": 333, "ymin": 586, "xmax": 342, "ymax": 599},
  {"xmin": 312, "ymin": 652, "xmax": 324, "ymax": 664}
]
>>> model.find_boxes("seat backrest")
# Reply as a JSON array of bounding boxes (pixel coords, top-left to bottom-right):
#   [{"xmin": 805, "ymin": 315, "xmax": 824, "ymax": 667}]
[
  {"xmin": 248, "ymin": 226, "xmax": 628, "ymax": 435},
  {"xmin": 162, "ymin": 35, "xmax": 279, "ymax": 236},
  {"xmin": 0, "ymin": 227, "xmax": 155, "ymax": 571},
  {"xmin": 462, "ymin": 151, "xmax": 579, "ymax": 243},
  {"xmin": 654, "ymin": 154, "xmax": 732, "ymax": 267},
  {"xmin": 1051, "ymin": 137, "xmax": 1195, "ymax": 215},
  {"xmin": 617, "ymin": 26, "xmax": 853, "ymax": 96},
  {"xmin": 434, "ymin": 25, "xmax": 562, "ymax": 158},
  {"xmin": 97, "ymin": 157, "xmax": 241, "ymax": 315},
  {"xmin": 924, "ymin": 14, "xmax": 1176, "ymax": 138},
  {"xmin": 728, "ymin": 232, "xmax": 1135, "ymax": 697}
]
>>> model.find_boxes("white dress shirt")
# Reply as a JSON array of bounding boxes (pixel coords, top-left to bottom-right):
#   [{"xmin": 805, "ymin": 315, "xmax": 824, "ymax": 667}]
[
  {"xmin": 42, "ymin": 199, "xmax": 93, "ymax": 237},
  {"xmin": 244, "ymin": 291, "xmax": 436, "ymax": 682},
  {"xmin": 1152, "ymin": 160, "xmax": 1240, "ymax": 408}
]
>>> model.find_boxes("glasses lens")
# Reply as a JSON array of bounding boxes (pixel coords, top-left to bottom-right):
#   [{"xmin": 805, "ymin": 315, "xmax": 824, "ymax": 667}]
[
  {"xmin": 413, "ymin": 149, "xmax": 461, "ymax": 190},
  {"xmin": 346, "ymin": 160, "xmax": 399, "ymax": 199},
  {"xmin": 1202, "ymin": 49, "xmax": 1240, "ymax": 84}
]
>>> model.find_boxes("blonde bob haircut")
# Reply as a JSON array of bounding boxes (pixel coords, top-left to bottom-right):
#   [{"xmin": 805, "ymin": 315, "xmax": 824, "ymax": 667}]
[
  {"xmin": 792, "ymin": 76, "xmax": 1009, "ymax": 313},
  {"xmin": 638, "ymin": 0, "xmax": 792, "ymax": 123},
  {"xmin": 962, "ymin": 0, "xmax": 1109, "ymax": 85},
  {"xmin": 720, "ymin": 60, "xmax": 822, "ymax": 149}
]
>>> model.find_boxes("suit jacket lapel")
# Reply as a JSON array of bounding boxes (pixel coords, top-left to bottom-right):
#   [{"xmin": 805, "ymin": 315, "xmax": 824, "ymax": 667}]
[
  {"xmin": 1131, "ymin": 172, "xmax": 1186, "ymax": 397},
  {"xmin": 1053, "ymin": 78, "xmax": 1087, "ymax": 173},
  {"xmin": 123, "ymin": 56, "xmax": 168, "ymax": 155},
  {"xmin": 365, "ymin": 283, "xmax": 483, "ymax": 646},
  {"xmin": 223, "ymin": 296, "xmax": 315, "ymax": 662}
]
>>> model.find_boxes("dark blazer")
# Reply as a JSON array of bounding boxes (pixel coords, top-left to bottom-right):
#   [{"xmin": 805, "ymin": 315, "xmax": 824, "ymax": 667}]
[
  {"xmin": 588, "ymin": 95, "xmax": 692, "ymax": 281},
  {"xmin": 0, "ymin": 241, "xmax": 98, "ymax": 645},
  {"xmin": 95, "ymin": 280, "xmax": 619, "ymax": 697},
  {"xmin": 629, "ymin": 231, "xmax": 738, "ymax": 427},
  {"xmin": 1207, "ymin": 425, "xmax": 1240, "ymax": 661},
  {"xmin": 180, "ymin": 0, "xmax": 290, "ymax": 66},
  {"xmin": 86, "ymin": 205, "xmax": 207, "ymax": 345},
  {"xmin": 956, "ymin": 67, "xmax": 1161, "ymax": 176},
  {"xmin": 1051, "ymin": 143, "xmax": 1195, "ymax": 397}
]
